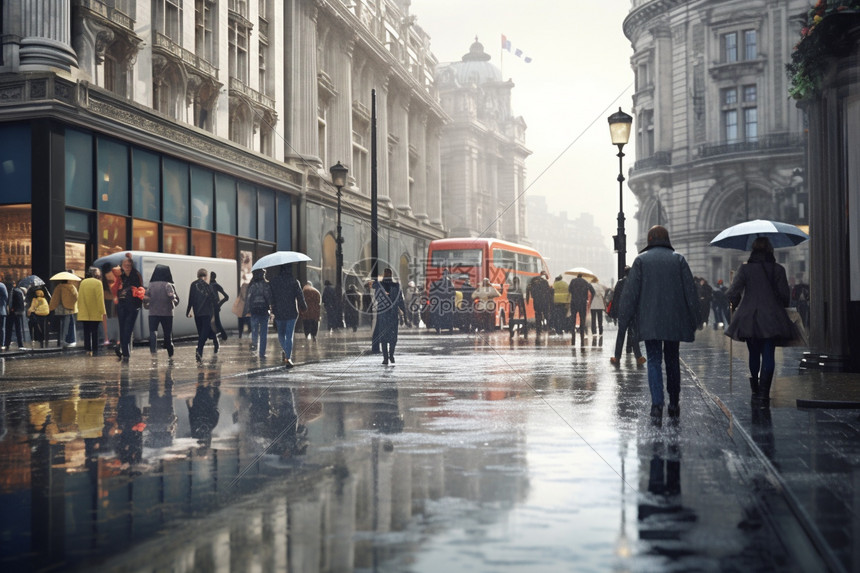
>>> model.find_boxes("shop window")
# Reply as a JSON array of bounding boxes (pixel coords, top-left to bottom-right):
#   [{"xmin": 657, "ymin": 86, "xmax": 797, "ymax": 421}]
[
  {"xmin": 162, "ymin": 157, "xmax": 189, "ymax": 226},
  {"xmin": 277, "ymin": 194, "xmax": 292, "ymax": 249},
  {"xmin": 216, "ymin": 234, "xmax": 236, "ymax": 259},
  {"xmin": 98, "ymin": 213, "xmax": 127, "ymax": 257},
  {"xmin": 132, "ymin": 148, "xmax": 161, "ymax": 220},
  {"xmin": 163, "ymin": 224, "xmax": 187, "ymax": 254},
  {"xmin": 65, "ymin": 210, "xmax": 90, "ymax": 235},
  {"xmin": 215, "ymin": 173, "xmax": 237, "ymax": 235},
  {"xmin": 191, "ymin": 229, "xmax": 212, "ymax": 257},
  {"xmin": 64, "ymin": 242, "xmax": 86, "ymax": 275},
  {"xmin": 133, "ymin": 219, "xmax": 159, "ymax": 251},
  {"xmin": 191, "ymin": 165, "xmax": 214, "ymax": 230},
  {"xmin": 97, "ymin": 138, "xmax": 129, "ymax": 215},
  {"xmin": 65, "ymin": 129, "xmax": 93, "ymax": 209},
  {"xmin": 0, "ymin": 205, "xmax": 33, "ymax": 282},
  {"xmin": 258, "ymin": 188, "xmax": 275, "ymax": 242},
  {"xmin": 237, "ymin": 182, "xmax": 256, "ymax": 238},
  {"xmin": 0, "ymin": 125, "xmax": 31, "ymax": 204}
]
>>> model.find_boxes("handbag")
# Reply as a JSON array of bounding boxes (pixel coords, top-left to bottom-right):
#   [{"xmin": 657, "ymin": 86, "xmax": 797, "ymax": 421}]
[{"xmin": 783, "ymin": 308, "xmax": 808, "ymax": 347}]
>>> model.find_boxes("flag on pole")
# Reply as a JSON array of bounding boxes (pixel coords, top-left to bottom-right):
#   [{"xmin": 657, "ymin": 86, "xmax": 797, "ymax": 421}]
[
  {"xmin": 500, "ymin": 34, "xmax": 532, "ymax": 63},
  {"xmin": 501, "ymin": 34, "xmax": 511, "ymax": 52}
]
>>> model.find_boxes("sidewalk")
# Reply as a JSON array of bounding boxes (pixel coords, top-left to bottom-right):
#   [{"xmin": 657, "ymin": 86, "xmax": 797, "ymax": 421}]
[{"xmin": 684, "ymin": 328, "xmax": 860, "ymax": 573}]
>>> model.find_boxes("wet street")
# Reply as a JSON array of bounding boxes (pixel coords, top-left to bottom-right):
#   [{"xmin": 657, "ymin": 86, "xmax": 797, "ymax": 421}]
[{"xmin": 0, "ymin": 324, "xmax": 841, "ymax": 572}]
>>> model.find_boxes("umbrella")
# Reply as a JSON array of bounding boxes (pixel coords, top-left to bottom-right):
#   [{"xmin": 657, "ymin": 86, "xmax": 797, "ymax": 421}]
[
  {"xmin": 710, "ymin": 219, "xmax": 809, "ymax": 251},
  {"xmin": 251, "ymin": 251, "xmax": 312, "ymax": 271},
  {"xmin": 49, "ymin": 271, "xmax": 81, "ymax": 281},
  {"xmin": 17, "ymin": 275, "xmax": 44, "ymax": 292},
  {"xmin": 563, "ymin": 267, "xmax": 598, "ymax": 282}
]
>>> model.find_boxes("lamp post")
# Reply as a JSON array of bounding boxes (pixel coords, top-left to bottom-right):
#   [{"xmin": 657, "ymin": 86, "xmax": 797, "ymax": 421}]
[
  {"xmin": 608, "ymin": 107, "xmax": 632, "ymax": 282},
  {"xmin": 329, "ymin": 162, "xmax": 349, "ymax": 304}
]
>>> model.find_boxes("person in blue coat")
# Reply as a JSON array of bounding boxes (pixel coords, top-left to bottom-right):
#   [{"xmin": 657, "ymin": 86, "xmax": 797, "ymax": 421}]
[{"xmin": 618, "ymin": 225, "xmax": 700, "ymax": 425}]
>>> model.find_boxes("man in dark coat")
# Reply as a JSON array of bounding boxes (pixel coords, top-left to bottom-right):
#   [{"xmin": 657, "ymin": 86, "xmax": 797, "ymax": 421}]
[
  {"xmin": 186, "ymin": 268, "xmax": 219, "ymax": 361},
  {"xmin": 428, "ymin": 270, "xmax": 456, "ymax": 334},
  {"xmin": 711, "ymin": 280, "xmax": 730, "ymax": 330},
  {"xmin": 209, "ymin": 271, "xmax": 230, "ymax": 340},
  {"xmin": 568, "ymin": 274, "xmax": 594, "ymax": 346},
  {"xmin": 321, "ymin": 280, "xmax": 341, "ymax": 331},
  {"xmin": 526, "ymin": 271, "xmax": 552, "ymax": 334},
  {"xmin": 269, "ymin": 264, "xmax": 307, "ymax": 368},
  {"xmin": 343, "ymin": 284, "xmax": 362, "ymax": 331},
  {"xmin": 372, "ymin": 268, "xmax": 406, "ymax": 365},
  {"xmin": 618, "ymin": 225, "xmax": 699, "ymax": 425}
]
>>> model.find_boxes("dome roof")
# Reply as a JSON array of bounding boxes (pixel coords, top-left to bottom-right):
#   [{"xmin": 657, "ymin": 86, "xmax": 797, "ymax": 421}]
[{"xmin": 446, "ymin": 39, "xmax": 502, "ymax": 85}]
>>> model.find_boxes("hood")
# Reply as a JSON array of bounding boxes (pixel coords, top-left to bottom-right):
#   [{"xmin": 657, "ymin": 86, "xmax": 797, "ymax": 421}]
[{"xmin": 149, "ymin": 264, "xmax": 173, "ymax": 283}]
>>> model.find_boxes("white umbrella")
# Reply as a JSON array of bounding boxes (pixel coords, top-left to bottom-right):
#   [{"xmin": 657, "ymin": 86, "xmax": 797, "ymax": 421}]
[
  {"xmin": 251, "ymin": 251, "xmax": 312, "ymax": 271},
  {"xmin": 710, "ymin": 219, "xmax": 809, "ymax": 251},
  {"xmin": 563, "ymin": 267, "xmax": 598, "ymax": 282},
  {"xmin": 49, "ymin": 271, "xmax": 81, "ymax": 281}
]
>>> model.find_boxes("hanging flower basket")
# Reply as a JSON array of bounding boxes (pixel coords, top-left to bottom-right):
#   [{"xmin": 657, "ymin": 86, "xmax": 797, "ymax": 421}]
[{"xmin": 787, "ymin": 1, "xmax": 860, "ymax": 100}]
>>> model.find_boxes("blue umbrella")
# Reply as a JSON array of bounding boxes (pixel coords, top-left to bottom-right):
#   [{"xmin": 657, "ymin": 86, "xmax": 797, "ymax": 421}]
[
  {"xmin": 17, "ymin": 275, "xmax": 45, "ymax": 292},
  {"xmin": 710, "ymin": 219, "xmax": 809, "ymax": 251},
  {"xmin": 251, "ymin": 251, "xmax": 312, "ymax": 271}
]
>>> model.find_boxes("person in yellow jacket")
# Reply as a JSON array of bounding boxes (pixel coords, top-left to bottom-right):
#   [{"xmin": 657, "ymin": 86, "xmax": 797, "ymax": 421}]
[
  {"xmin": 77, "ymin": 267, "xmax": 107, "ymax": 356},
  {"xmin": 49, "ymin": 277, "xmax": 79, "ymax": 348},
  {"xmin": 28, "ymin": 288, "xmax": 50, "ymax": 347},
  {"xmin": 552, "ymin": 275, "xmax": 570, "ymax": 334}
]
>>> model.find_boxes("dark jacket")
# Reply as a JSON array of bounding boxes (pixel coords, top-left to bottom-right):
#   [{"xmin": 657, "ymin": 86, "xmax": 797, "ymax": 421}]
[
  {"xmin": 186, "ymin": 278, "xmax": 216, "ymax": 317},
  {"xmin": 372, "ymin": 278, "xmax": 406, "ymax": 344},
  {"xmin": 243, "ymin": 278, "xmax": 273, "ymax": 316},
  {"xmin": 270, "ymin": 270, "xmax": 307, "ymax": 320},
  {"xmin": 724, "ymin": 252, "xmax": 794, "ymax": 342},
  {"xmin": 568, "ymin": 277, "xmax": 594, "ymax": 308},
  {"xmin": 116, "ymin": 270, "xmax": 143, "ymax": 310},
  {"xmin": 526, "ymin": 276, "xmax": 553, "ymax": 312},
  {"xmin": 619, "ymin": 244, "xmax": 699, "ymax": 342}
]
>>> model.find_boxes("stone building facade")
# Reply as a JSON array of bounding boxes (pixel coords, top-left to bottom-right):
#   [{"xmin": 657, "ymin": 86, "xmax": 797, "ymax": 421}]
[
  {"xmin": 623, "ymin": 0, "xmax": 809, "ymax": 286},
  {"xmin": 435, "ymin": 40, "xmax": 531, "ymax": 243},
  {"xmin": 0, "ymin": 0, "xmax": 445, "ymax": 290}
]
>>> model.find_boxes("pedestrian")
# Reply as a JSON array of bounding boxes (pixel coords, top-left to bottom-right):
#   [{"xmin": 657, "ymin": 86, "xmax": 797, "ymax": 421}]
[
  {"xmin": 590, "ymin": 279, "xmax": 606, "ymax": 335},
  {"xmin": 472, "ymin": 278, "xmax": 500, "ymax": 332},
  {"xmin": 111, "ymin": 254, "xmax": 146, "ymax": 359},
  {"xmin": 322, "ymin": 280, "xmax": 341, "ymax": 331},
  {"xmin": 28, "ymin": 287, "xmax": 50, "ymax": 347},
  {"xmin": 187, "ymin": 374, "xmax": 221, "ymax": 446},
  {"xmin": 610, "ymin": 266, "xmax": 645, "ymax": 366},
  {"xmin": 100, "ymin": 262, "xmax": 116, "ymax": 346},
  {"xmin": 526, "ymin": 271, "xmax": 552, "ymax": 335},
  {"xmin": 617, "ymin": 225, "xmax": 700, "ymax": 425},
  {"xmin": 372, "ymin": 268, "xmax": 406, "ymax": 365},
  {"xmin": 208, "ymin": 271, "xmax": 230, "ymax": 341},
  {"xmin": 459, "ymin": 277, "xmax": 476, "ymax": 332},
  {"xmin": 508, "ymin": 276, "xmax": 528, "ymax": 339},
  {"xmin": 792, "ymin": 279, "xmax": 810, "ymax": 328},
  {"xmin": 724, "ymin": 237, "xmax": 795, "ymax": 407},
  {"xmin": 711, "ymin": 279, "xmax": 730, "ymax": 329},
  {"xmin": 5, "ymin": 281, "xmax": 26, "ymax": 350},
  {"xmin": 428, "ymin": 270, "xmax": 456, "ymax": 334},
  {"xmin": 343, "ymin": 284, "xmax": 361, "ymax": 332},
  {"xmin": 77, "ymin": 267, "xmax": 106, "ymax": 356},
  {"xmin": 300, "ymin": 281, "xmax": 321, "ymax": 340},
  {"xmin": 404, "ymin": 280, "xmax": 422, "ymax": 327},
  {"xmin": 568, "ymin": 273, "xmax": 594, "ymax": 345},
  {"xmin": 186, "ymin": 267, "xmax": 219, "ymax": 362},
  {"xmin": 552, "ymin": 275, "xmax": 570, "ymax": 334},
  {"xmin": 269, "ymin": 264, "xmax": 307, "ymax": 368},
  {"xmin": 232, "ymin": 281, "xmax": 251, "ymax": 338},
  {"xmin": 243, "ymin": 268, "xmax": 273, "ymax": 357},
  {"xmin": 0, "ymin": 279, "xmax": 7, "ymax": 351},
  {"xmin": 146, "ymin": 264, "xmax": 179, "ymax": 357},
  {"xmin": 696, "ymin": 277, "xmax": 713, "ymax": 330},
  {"xmin": 50, "ymin": 277, "xmax": 78, "ymax": 348}
]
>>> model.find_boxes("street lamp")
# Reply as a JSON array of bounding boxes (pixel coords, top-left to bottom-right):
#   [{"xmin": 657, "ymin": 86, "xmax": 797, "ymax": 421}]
[
  {"xmin": 608, "ymin": 107, "xmax": 632, "ymax": 282},
  {"xmin": 329, "ymin": 161, "xmax": 349, "ymax": 305}
]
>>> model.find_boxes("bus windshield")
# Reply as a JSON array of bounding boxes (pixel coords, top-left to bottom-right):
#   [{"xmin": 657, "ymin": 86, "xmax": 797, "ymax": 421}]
[{"xmin": 430, "ymin": 249, "xmax": 483, "ymax": 268}]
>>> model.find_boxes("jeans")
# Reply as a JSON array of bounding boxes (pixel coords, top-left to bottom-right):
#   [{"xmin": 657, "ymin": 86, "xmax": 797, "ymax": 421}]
[
  {"xmin": 148, "ymin": 315, "xmax": 174, "ymax": 354},
  {"xmin": 250, "ymin": 313, "xmax": 269, "ymax": 356},
  {"xmin": 117, "ymin": 304, "xmax": 139, "ymax": 357},
  {"xmin": 644, "ymin": 340, "xmax": 681, "ymax": 407},
  {"xmin": 0, "ymin": 315, "xmax": 5, "ymax": 348},
  {"xmin": 58, "ymin": 314, "xmax": 76, "ymax": 345},
  {"xmin": 276, "ymin": 318, "xmax": 297, "ymax": 360},
  {"xmin": 746, "ymin": 338, "xmax": 776, "ymax": 379},
  {"xmin": 194, "ymin": 315, "xmax": 212, "ymax": 355}
]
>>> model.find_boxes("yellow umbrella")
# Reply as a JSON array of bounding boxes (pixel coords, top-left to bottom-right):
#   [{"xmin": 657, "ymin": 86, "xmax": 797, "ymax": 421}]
[{"xmin": 50, "ymin": 271, "xmax": 81, "ymax": 281}]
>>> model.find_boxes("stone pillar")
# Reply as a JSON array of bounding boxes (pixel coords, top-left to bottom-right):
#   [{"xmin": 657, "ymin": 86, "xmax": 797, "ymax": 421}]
[
  {"xmin": 19, "ymin": 0, "xmax": 78, "ymax": 72},
  {"xmin": 388, "ymin": 90, "xmax": 410, "ymax": 213},
  {"xmin": 329, "ymin": 34, "xmax": 354, "ymax": 174},
  {"xmin": 409, "ymin": 108, "xmax": 427, "ymax": 219},
  {"xmin": 286, "ymin": 0, "xmax": 320, "ymax": 165},
  {"xmin": 375, "ymin": 75, "xmax": 390, "ymax": 204},
  {"xmin": 426, "ymin": 121, "xmax": 443, "ymax": 227}
]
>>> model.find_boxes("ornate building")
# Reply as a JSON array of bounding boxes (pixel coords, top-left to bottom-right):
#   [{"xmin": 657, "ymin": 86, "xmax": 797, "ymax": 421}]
[
  {"xmin": 436, "ymin": 40, "xmax": 531, "ymax": 243},
  {"xmin": 0, "ymin": 0, "xmax": 445, "ymax": 289},
  {"xmin": 623, "ymin": 0, "xmax": 809, "ymax": 285}
]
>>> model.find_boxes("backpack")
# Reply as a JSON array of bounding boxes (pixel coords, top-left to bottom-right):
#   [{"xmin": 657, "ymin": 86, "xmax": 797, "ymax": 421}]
[{"xmin": 247, "ymin": 283, "xmax": 269, "ymax": 314}]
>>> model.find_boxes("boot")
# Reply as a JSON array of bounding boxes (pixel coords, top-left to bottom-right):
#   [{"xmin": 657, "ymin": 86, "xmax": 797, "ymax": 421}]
[
  {"xmin": 758, "ymin": 372, "xmax": 773, "ymax": 408},
  {"xmin": 650, "ymin": 404, "xmax": 663, "ymax": 427},
  {"xmin": 749, "ymin": 377, "xmax": 760, "ymax": 402}
]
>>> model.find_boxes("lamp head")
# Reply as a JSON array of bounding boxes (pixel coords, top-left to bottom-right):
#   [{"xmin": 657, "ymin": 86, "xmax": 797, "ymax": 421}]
[
  {"xmin": 329, "ymin": 161, "xmax": 349, "ymax": 188},
  {"xmin": 607, "ymin": 107, "xmax": 633, "ymax": 147}
]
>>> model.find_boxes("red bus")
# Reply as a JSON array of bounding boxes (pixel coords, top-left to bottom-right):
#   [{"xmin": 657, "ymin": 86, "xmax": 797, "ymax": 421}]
[{"xmin": 425, "ymin": 238, "xmax": 550, "ymax": 328}]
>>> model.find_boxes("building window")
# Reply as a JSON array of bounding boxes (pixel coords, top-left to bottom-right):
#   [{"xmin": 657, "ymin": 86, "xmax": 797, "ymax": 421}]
[
  {"xmin": 98, "ymin": 213, "xmax": 127, "ymax": 257},
  {"xmin": 744, "ymin": 108, "xmax": 758, "ymax": 142},
  {"xmin": 162, "ymin": 157, "xmax": 189, "ymax": 226},
  {"xmin": 132, "ymin": 147, "xmax": 160, "ymax": 221},
  {"xmin": 154, "ymin": 0, "xmax": 182, "ymax": 42},
  {"xmin": 97, "ymin": 138, "xmax": 129, "ymax": 215},
  {"xmin": 722, "ymin": 32, "xmax": 737, "ymax": 63},
  {"xmin": 195, "ymin": 0, "xmax": 215, "ymax": 64},
  {"xmin": 215, "ymin": 174, "xmax": 237, "ymax": 235},
  {"xmin": 65, "ymin": 129, "xmax": 93, "ymax": 209},
  {"xmin": 744, "ymin": 30, "xmax": 757, "ymax": 60},
  {"xmin": 723, "ymin": 109, "xmax": 738, "ymax": 143},
  {"xmin": 258, "ymin": 0, "xmax": 270, "ymax": 95},
  {"xmin": 721, "ymin": 85, "xmax": 757, "ymax": 143},
  {"xmin": 163, "ymin": 224, "xmax": 187, "ymax": 254},
  {"xmin": 229, "ymin": 17, "xmax": 250, "ymax": 83},
  {"xmin": 133, "ymin": 219, "xmax": 159, "ymax": 251},
  {"xmin": 190, "ymin": 166, "xmax": 214, "ymax": 230},
  {"xmin": 722, "ymin": 29, "xmax": 757, "ymax": 63}
]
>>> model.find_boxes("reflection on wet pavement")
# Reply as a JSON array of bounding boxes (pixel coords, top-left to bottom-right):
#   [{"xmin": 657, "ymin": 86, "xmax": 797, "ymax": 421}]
[{"xmin": 0, "ymin": 327, "xmax": 837, "ymax": 571}]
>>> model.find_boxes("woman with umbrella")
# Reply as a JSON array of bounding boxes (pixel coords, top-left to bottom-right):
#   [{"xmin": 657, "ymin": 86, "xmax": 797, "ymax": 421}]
[
  {"xmin": 724, "ymin": 237, "xmax": 795, "ymax": 407},
  {"xmin": 49, "ymin": 271, "xmax": 80, "ymax": 348}
]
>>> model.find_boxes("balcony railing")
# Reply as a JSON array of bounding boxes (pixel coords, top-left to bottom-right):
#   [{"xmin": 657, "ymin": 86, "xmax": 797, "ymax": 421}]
[
  {"xmin": 154, "ymin": 32, "xmax": 218, "ymax": 79},
  {"xmin": 633, "ymin": 151, "xmax": 671, "ymax": 171},
  {"xmin": 74, "ymin": 0, "xmax": 135, "ymax": 31},
  {"xmin": 698, "ymin": 133, "xmax": 805, "ymax": 159},
  {"xmin": 229, "ymin": 76, "xmax": 275, "ymax": 110}
]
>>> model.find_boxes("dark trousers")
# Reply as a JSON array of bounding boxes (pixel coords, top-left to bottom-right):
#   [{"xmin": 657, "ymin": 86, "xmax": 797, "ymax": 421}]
[
  {"xmin": 30, "ymin": 315, "xmax": 48, "ymax": 346},
  {"xmin": 644, "ymin": 340, "xmax": 681, "ymax": 407},
  {"xmin": 82, "ymin": 321, "xmax": 100, "ymax": 353},
  {"xmin": 194, "ymin": 315, "xmax": 212, "ymax": 355},
  {"xmin": 6, "ymin": 314, "xmax": 23, "ymax": 347},
  {"xmin": 571, "ymin": 303, "xmax": 587, "ymax": 332},
  {"xmin": 746, "ymin": 338, "xmax": 776, "ymax": 380},
  {"xmin": 213, "ymin": 309, "xmax": 227, "ymax": 338},
  {"xmin": 533, "ymin": 307, "xmax": 548, "ymax": 332},
  {"xmin": 149, "ymin": 315, "xmax": 174, "ymax": 353},
  {"xmin": 303, "ymin": 319, "xmax": 319, "ymax": 338},
  {"xmin": 237, "ymin": 316, "xmax": 250, "ymax": 337},
  {"xmin": 117, "ymin": 304, "xmax": 139, "ymax": 357},
  {"xmin": 591, "ymin": 309, "xmax": 603, "ymax": 334},
  {"xmin": 614, "ymin": 317, "xmax": 642, "ymax": 359},
  {"xmin": 381, "ymin": 340, "xmax": 397, "ymax": 358},
  {"xmin": 553, "ymin": 304, "xmax": 568, "ymax": 333}
]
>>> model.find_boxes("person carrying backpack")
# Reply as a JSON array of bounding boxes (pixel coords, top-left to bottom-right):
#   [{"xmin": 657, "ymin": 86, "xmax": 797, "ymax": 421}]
[
  {"xmin": 187, "ymin": 268, "xmax": 219, "ymax": 362},
  {"xmin": 243, "ymin": 268, "xmax": 273, "ymax": 358},
  {"xmin": 5, "ymin": 283, "xmax": 27, "ymax": 350}
]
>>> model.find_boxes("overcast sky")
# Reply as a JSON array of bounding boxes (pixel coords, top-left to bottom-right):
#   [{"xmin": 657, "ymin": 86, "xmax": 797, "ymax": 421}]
[{"xmin": 410, "ymin": 0, "xmax": 638, "ymax": 247}]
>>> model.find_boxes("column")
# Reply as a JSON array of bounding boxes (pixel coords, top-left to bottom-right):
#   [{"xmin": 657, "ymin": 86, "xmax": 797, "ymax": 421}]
[
  {"xmin": 409, "ymin": 107, "xmax": 428, "ymax": 220},
  {"xmin": 426, "ymin": 121, "xmax": 443, "ymax": 227},
  {"xmin": 388, "ymin": 89, "xmax": 410, "ymax": 213},
  {"xmin": 375, "ymin": 74, "xmax": 391, "ymax": 204},
  {"xmin": 328, "ymin": 34, "xmax": 353, "ymax": 174},
  {"xmin": 286, "ymin": 0, "xmax": 320, "ymax": 164},
  {"xmin": 19, "ymin": 0, "xmax": 78, "ymax": 71}
]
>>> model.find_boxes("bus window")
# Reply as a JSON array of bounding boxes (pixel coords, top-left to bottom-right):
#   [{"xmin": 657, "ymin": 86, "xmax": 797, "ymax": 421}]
[
  {"xmin": 492, "ymin": 248, "xmax": 517, "ymax": 270},
  {"xmin": 430, "ymin": 249, "xmax": 483, "ymax": 268}
]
